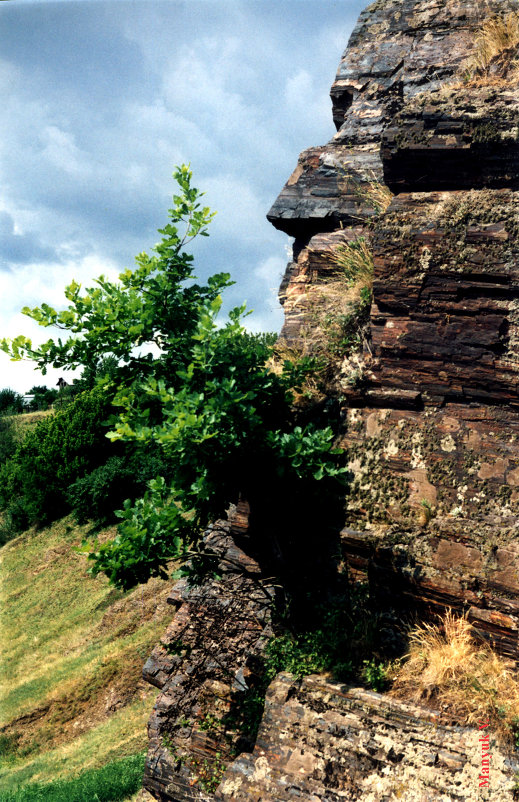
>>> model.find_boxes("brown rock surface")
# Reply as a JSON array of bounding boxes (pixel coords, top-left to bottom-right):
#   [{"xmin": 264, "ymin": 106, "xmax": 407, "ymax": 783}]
[
  {"xmin": 268, "ymin": 0, "xmax": 518, "ymax": 239},
  {"xmin": 340, "ymin": 402, "xmax": 519, "ymax": 657},
  {"xmin": 279, "ymin": 228, "xmax": 365, "ymax": 345},
  {"xmin": 144, "ymin": 1, "xmax": 519, "ymax": 799},
  {"xmin": 369, "ymin": 189, "xmax": 519, "ymax": 405},
  {"xmin": 382, "ymin": 77, "xmax": 519, "ymax": 193},
  {"xmin": 216, "ymin": 673, "xmax": 519, "ymax": 801},
  {"xmin": 142, "ymin": 507, "xmax": 273, "ymax": 801}
]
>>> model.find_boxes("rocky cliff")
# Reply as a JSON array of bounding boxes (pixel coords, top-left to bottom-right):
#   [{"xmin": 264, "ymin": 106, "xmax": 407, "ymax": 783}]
[{"xmin": 143, "ymin": 1, "xmax": 519, "ymax": 799}]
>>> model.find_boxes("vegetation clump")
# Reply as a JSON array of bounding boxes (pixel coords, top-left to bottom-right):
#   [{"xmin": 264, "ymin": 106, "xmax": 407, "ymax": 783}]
[
  {"xmin": 462, "ymin": 11, "xmax": 519, "ymax": 81},
  {"xmin": 0, "ymin": 752, "xmax": 145, "ymax": 802},
  {"xmin": 333, "ymin": 237, "xmax": 373, "ymax": 287},
  {"xmin": 0, "ymin": 389, "xmax": 115, "ymax": 535},
  {"xmin": 391, "ymin": 610, "xmax": 519, "ymax": 742}
]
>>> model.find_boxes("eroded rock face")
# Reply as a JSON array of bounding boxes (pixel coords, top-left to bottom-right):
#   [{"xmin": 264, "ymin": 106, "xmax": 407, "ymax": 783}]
[
  {"xmin": 279, "ymin": 228, "xmax": 364, "ymax": 345},
  {"xmin": 216, "ymin": 673, "xmax": 519, "ymax": 801},
  {"xmin": 268, "ymin": 0, "xmax": 514, "ymax": 240},
  {"xmin": 142, "ymin": 505, "xmax": 273, "ymax": 802},
  {"xmin": 382, "ymin": 77, "xmax": 519, "ymax": 193},
  {"xmin": 144, "ymin": 1, "xmax": 519, "ymax": 798},
  {"xmin": 266, "ymin": 0, "xmax": 519, "ymax": 658},
  {"xmin": 271, "ymin": 0, "xmax": 519, "ymax": 344},
  {"xmin": 340, "ymin": 401, "xmax": 519, "ymax": 658},
  {"xmin": 370, "ymin": 189, "xmax": 519, "ymax": 406}
]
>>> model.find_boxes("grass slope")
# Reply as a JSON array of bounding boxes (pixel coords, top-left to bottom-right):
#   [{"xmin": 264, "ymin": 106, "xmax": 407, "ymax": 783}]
[{"xmin": 0, "ymin": 517, "xmax": 173, "ymax": 798}]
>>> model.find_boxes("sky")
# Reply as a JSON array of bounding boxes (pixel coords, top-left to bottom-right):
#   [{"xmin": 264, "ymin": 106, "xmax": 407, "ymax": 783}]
[{"xmin": 0, "ymin": 0, "xmax": 367, "ymax": 392}]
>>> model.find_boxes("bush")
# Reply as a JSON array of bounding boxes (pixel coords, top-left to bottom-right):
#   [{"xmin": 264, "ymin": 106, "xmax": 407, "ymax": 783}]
[
  {"xmin": 0, "ymin": 416, "xmax": 18, "ymax": 464},
  {"xmin": 0, "ymin": 388, "xmax": 24, "ymax": 414},
  {"xmin": 1, "ymin": 165, "xmax": 349, "ymax": 589},
  {"xmin": 0, "ymin": 387, "xmax": 116, "ymax": 529},
  {"xmin": 0, "ymin": 752, "xmax": 145, "ymax": 802},
  {"xmin": 68, "ymin": 448, "xmax": 172, "ymax": 526}
]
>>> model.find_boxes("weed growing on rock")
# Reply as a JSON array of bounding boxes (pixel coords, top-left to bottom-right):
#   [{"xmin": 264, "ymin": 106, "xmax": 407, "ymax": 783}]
[
  {"xmin": 338, "ymin": 169, "xmax": 393, "ymax": 218},
  {"xmin": 355, "ymin": 172, "xmax": 393, "ymax": 216},
  {"xmin": 462, "ymin": 11, "xmax": 519, "ymax": 79},
  {"xmin": 391, "ymin": 610, "xmax": 519, "ymax": 742},
  {"xmin": 362, "ymin": 659, "xmax": 389, "ymax": 692},
  {"xmin": 333, "ymin": 237, "xmax": 374, "ymax": 287}
]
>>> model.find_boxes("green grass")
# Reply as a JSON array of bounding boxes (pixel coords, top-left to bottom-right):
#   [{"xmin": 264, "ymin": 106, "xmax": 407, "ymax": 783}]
[
  {"xmin": 0, "ymin": 752, "xmax": 145, "ymax": 802},
  {"xmin": 0, "ymin": 516, "xmax": 175, "ymax": 795}
]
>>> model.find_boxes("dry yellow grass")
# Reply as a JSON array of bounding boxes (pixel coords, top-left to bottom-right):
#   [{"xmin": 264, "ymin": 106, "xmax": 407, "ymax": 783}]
[
  {"xmin": 333, "ymin": 237, "xmax": 374, "ymax": 288},
  {"xmin": 338, "ymin": 169, "xmax": 393, "ymax": 218},
  {"xmin": 462, "ymin": 11, "xmax": 519, "ymax": 78},
  {"xmin": 356, "ymin": 173, "xmax": 393, "ymax": 216},
  {"xmin": 391, "ymin": 611, "xmax": 519, "ymax": 742}
]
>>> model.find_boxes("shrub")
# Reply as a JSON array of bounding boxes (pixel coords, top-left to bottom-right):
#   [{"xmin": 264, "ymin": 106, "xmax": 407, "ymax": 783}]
[
  {"xmin": 68, "ymin": 448, "xmax": 171, "ymax": 526},
  {"xmin": 0, "ymin": 388, "xmax": 116, "ymax": 529},
  {"xmin": 0, "ymin": 388, "xmax": 24, "ymax": 414},
  {"xmin": 362, "ymin": 658, "xmax": 388, "ymax": 692},
  {"xmin": 0, "ymin": 416, "xmax": 18, "ymax": 464},
  {"xmin": 1, "ymin": 166, "xmax": 349, "ymax": 589}
]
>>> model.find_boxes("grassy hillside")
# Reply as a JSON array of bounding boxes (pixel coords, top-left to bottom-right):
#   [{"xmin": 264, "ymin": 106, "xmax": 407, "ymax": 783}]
[{"xmin": 0, "ymin": 516, "xmax": 174, "ymax": 800}]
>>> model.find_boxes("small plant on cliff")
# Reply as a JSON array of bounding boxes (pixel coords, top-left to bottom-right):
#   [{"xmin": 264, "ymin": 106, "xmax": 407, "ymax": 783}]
[
  {"xmin": 362, "ymin": 658, "xmax": 388, "ymax": 692},
  {"xmin": 462, "ymin": 11, "xmax": 519, "ymax": 79},
  {"xmin": 1, "ymin": 165, "xmax": 349, "ymax": 590},
  {"xmin": 355, "ymin": 172, "xmax": 393, "ymax": 216},
  {"xmin": 391, "ymin": 610, "xmax": 519, "ymax": 742},
  {"xmin": 333, "ymin": 237, "xmax": 374, "ymax": 287},
  {"xmin": 338, "ymin": 169, "xmax": 393, "ymax": 218}
]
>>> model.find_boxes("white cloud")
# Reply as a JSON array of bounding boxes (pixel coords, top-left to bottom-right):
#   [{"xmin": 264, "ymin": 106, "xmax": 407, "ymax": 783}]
[
  {"xmin": 0, "ymin": 253, "xmax": 121, "ymax": 392},
  {"xmin": 254, "ymin": 254, "xmax": 285, "ymax": 285},
  {"xmin": 40, "ymin": 126, "xmax": 87, "ymax": 177}
]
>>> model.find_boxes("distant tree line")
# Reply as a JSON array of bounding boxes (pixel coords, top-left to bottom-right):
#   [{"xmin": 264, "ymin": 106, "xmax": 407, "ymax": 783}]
[
  {"xmin": 0, "ymin": 358, "xmax": 120, "ymax": 414},
  {"xmin": 0, "ymin": 385, "xmax": 58, "ymax": 414}
]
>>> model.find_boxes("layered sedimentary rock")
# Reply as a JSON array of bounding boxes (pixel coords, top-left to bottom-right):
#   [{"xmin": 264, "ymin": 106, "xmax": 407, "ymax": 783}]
[
  {"xmin": 382, "ymin": 77, "xmax": 519, "ymax": 193},
  {"xmin": 144, "ymin": 1, "xmax": 519, "ymax": 799},
  {"xmin": 216, "ymin": 673, "xmax": 519, "ymax": 801},
  {"xmin": 340, "ymin": 401, "xmax": 519, "ymax": 659},
  {"xmin": 370, "ymin": 189, "xmax": 519, "ymax": 406},
  {"xmin": 268, "ymin": 0, "xmax": 495, "ymax": 238},
  {"xmin": 279, "ymin": 228, "xmax": 364, "ymax": 345},
  {"xmin": 268, "ymin": 0, "xmax": 519, "ymax": 658},
  {"xmin": 142, "ymin": 505, "xmax": 273, "ymax": 801},
  {"xmin": 269, "ymin": 0, "xmax": 518, "ymax": 343}
]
